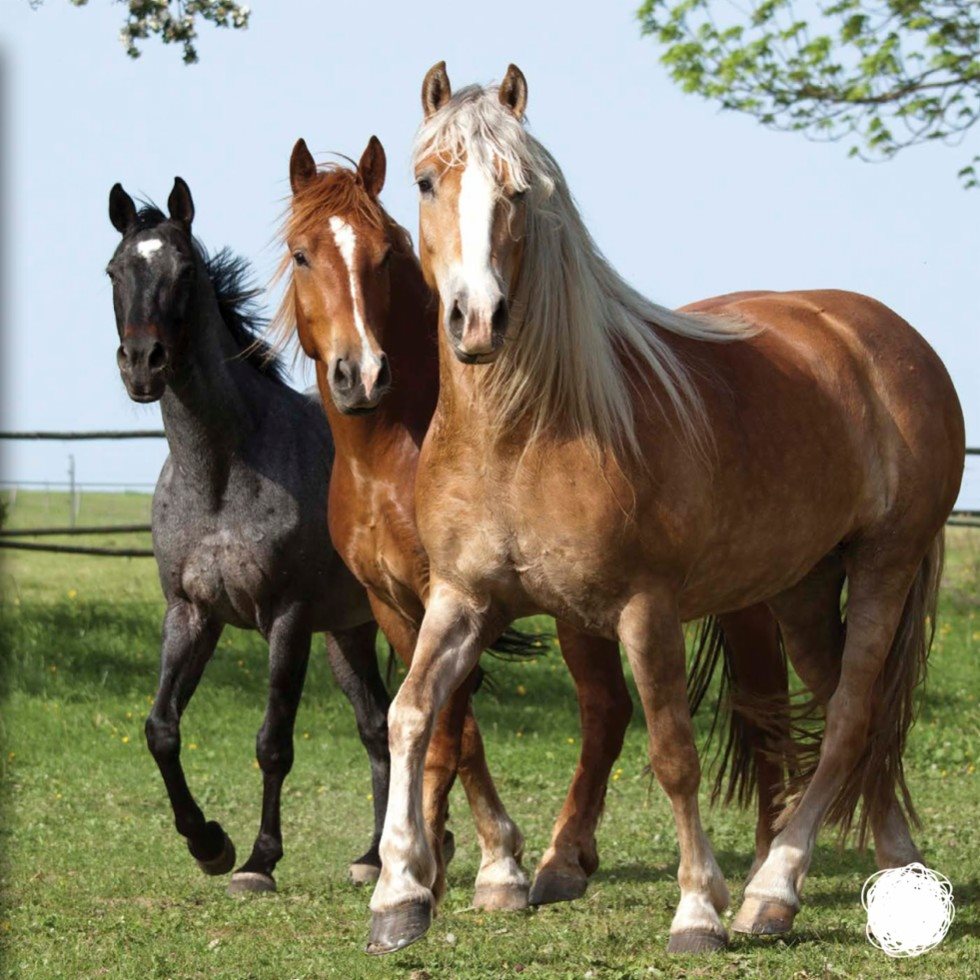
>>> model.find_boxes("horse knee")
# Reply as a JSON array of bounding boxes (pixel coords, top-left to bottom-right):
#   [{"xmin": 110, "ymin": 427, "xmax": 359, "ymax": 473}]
[
  {"xmin": 255, "ymin": 726, "xmax": 294, "ymax": 776},
  {"xmin": 145, "ymin": 713, "xmax": 179, "ymax": 763}
]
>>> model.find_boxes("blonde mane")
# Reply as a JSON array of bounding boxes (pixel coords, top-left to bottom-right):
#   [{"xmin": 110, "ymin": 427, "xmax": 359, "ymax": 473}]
[{"xmin": 413, "ymin": 84, "xmax": 758, "ymax": 458}]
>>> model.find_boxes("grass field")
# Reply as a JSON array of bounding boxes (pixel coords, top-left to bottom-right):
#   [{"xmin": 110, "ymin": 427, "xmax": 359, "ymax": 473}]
[{"xmin": 1, "ymin": 490, "xmax": 978, "ymax": 978}]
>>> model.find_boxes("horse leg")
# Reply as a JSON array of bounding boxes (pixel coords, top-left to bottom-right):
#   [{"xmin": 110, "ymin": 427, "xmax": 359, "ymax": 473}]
[
  {"xmin": 227, "ymin": 608, "xmax": 310, "ymax": 894},
  {"xmin": 716, "ymin": 605, "xmax": 789, "ymax": 880},
  {"xmin": 323, "ymin": 620, "xmax": 391, "ymax": 885},
  {"xmin": 145, "ymin": 602, "xmax": 231, "ymax": 876},
  {"xmin": 530, "ymin": 624, "xmax": 631, "ymax": 905},
  {"xmin": 368, "ymin": 596, "xmax": 525, "ymax": 911},
  {"xmin": 762, "ymin": 557, "xmax": 923, "ymax": 873},
  {"xmin": 733, "ymin": 549, "xmax": 927, "ymax": 935},
  {"xmin": 367, "ymin": 585, "xmax": 497, "ymax": 955},
  {"xmin": 619, "ymin": 593, "xmax": 730, "ymax": 954}
]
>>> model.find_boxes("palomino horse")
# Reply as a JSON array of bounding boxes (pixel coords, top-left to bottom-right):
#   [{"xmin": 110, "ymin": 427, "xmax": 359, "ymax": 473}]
[
  {"xmin": 275, "ymin": 138, "xmax": 797, "ymax": 931},
  {"xmin": 365, "ymin": 64, "xmax": 964, "ymax": 954},
  {"xmin": 106, "ymin": 180, "xmax": 391, "ymax": 893}
]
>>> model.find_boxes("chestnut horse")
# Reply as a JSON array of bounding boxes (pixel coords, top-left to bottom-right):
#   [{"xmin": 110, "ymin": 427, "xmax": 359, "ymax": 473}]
[
  {"xmin": 366, "ymin": 64, "xmax": 965, "ymax": 955},
  {"xmin": 275, "ymin": 138, "xmax": 799, "ymax": 934}
]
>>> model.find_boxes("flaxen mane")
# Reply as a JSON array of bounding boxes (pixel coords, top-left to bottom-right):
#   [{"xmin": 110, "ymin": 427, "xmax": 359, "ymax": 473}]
[{"xmin": 413, "ymin": 85, "xmax": 759, "ymax": 457}]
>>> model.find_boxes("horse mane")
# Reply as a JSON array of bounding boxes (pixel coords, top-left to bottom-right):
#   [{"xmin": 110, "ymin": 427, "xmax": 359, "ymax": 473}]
[
  {"xmin": 131, "ymin": 204, "xmax": 288, "ymax": 385},
  {"xmin": 270, "ymin": 163, "xmax": 415, "ymax": 354},
  {"xmin": 412, "ymin": 85, "xmax": 759, "ymax": 458}
]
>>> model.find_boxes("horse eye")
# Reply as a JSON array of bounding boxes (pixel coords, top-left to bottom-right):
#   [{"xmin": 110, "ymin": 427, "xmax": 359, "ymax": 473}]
[
  {"xmin": 508, "ymin": 189, "xmax": 526, "ymax": 202},
  {"xmin": 293, "ymin": 250, "xmax": 309, "ymax": 267},
  {"xmin": 380, "ymin": 247, "xmax": 393, "ymax": 268},
  {"xmin": 417, "ymin": 177, "xmax": 433, "ymax": 195}
]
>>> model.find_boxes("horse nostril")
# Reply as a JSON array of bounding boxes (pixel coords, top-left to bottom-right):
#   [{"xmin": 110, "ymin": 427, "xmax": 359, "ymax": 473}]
[
  {"xmin": 148, "ymin": 342, "xmax": 167, "ymax": 372},
  {"xmin": 491, "ymin": 298, "xmax": 508, "ymax": 335},
  {"xmin": 377, "ymin": 354, "xmax": 391, "ymax": 390},
  {"xmin": 332, "ymin": 357, "xmax": 359, "ymax": 394},
  {"xmin": 117, "ymin": 345, "xmax": 129, "ymax": 370},
  {"xmin": 448, "ymin": 300, "xmax": 465, "ymax": 338}
]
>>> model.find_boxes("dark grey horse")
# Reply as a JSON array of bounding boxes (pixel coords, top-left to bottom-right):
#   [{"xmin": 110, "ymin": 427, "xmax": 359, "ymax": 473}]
[{"xmin": 106, "ymin": 177, "xmax": 391, "ymax": 894}]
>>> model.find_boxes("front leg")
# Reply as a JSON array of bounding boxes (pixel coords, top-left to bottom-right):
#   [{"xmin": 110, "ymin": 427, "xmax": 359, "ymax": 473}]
[
  {"xmin": 145, "ymin": 602, "xmax": 232, "ymax": 878},
  {"xmin": 228, "ymin": 607, "xmax": 311, "ymax": 895},
  {"xmin": 531, "ymin": 623, "xmax": 631, "ymax": 905},
  {"xmin": 367, "ymin": 584, "xmax": 499, "ymax": 955}
]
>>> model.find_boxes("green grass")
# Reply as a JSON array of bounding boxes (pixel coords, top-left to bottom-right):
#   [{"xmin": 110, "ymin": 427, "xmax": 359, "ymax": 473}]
[{"xmin": 1, "ymin": 492, "xmax": 978, "ymax": 978}]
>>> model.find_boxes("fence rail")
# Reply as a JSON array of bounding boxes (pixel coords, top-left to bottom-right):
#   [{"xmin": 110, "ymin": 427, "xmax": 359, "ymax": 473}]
[{"xmin": 2, "ymin": 431, "xmax": 978, "ymax": 557}]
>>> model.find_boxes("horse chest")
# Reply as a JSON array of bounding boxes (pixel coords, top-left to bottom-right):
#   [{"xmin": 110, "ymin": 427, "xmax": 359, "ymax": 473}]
[{"xmin": 177, "ymin": 528, "xmax": 276, "ymax": 628}]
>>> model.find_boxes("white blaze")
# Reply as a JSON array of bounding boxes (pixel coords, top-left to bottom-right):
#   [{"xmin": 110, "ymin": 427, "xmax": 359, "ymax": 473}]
[
  {"xmin": 328, "ymin": 216, "xmax": 382, "ymax": 392},
  {"xmin": 456, "ymin": 162, "xmax": 499, "ymax": 315},
  {"xmin": 136, "ymin": 239, "xmax": 163, "ymax": 261}
]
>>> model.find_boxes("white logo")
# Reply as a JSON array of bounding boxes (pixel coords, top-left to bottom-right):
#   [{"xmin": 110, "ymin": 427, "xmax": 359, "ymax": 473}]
[{"xmin": 862, "ymin": 862, "xmax": 954, "ymax": 957}]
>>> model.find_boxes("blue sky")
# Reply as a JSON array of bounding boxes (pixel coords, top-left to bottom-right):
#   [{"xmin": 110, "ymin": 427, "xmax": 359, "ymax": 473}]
[{"xmin": 3, "ymin": 1, "xmax": 978, "ymax": 505}]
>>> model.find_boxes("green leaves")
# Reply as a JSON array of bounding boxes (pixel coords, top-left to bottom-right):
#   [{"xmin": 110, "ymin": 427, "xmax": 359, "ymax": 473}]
[
  {"xmin": 637, "ymin": 0, "xmax": 980, "ymax": 187},
  {"xmin": 58, "ymin": 0, "xmax": 251, "ymax": 64}
]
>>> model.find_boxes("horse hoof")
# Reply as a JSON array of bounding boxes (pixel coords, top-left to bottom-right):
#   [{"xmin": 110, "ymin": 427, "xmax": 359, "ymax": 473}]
[
  {"xmin": 731, "ymin": 896, "xmax": 797, "ymax": 935},
  {"xmin": 227, "ymin": 871, "xmax": 276, "ymax": 896},
  {"xmin": 194, "ymin": 830, "xmax": 236, "ymax": 877},
  {"xmin": 365, "ymin": 900, "xmax": 432, "ymax": 955},
  {"xmin": 529, "ymin": 869, "xmax": 588, "ymax": 906},
  {"xmin": 472, "ymin": 881, "xmax": 529, "ymax": 911},
  {"xmin": 348, "ymin": 862, "xmax": 381, "ymax": 886},
  {"xmin": 443, "ymin": 830, "xmax": 456, "ymax": 867},
  {"xmin": 667, "ymin": 929, "xmax": 728, "ymax": 954}
]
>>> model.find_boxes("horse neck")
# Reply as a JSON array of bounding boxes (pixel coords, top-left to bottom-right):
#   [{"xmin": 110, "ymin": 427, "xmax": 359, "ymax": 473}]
[
  {"xmin": 327, "ymin": 249, "xmax": 439, "ymax": 464},
  {"xmin": 159, "ymin": 265, "xmax": 253, "ymax": 490}
]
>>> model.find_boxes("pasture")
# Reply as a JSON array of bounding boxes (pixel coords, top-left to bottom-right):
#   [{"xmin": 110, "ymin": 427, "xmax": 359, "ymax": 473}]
[{"xmin": 1, "ymin": 490, "xmax": 978, "ymax": 978}]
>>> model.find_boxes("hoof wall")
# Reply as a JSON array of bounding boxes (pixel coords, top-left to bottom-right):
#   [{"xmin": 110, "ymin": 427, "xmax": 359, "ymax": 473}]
[
  {"xmin": 472, "ymin": 882, "xmax": 529, "ymax": 911},
  {"xmin": 194, "ymin": 831, "xmax": 236, "ymax": 877},
  {"xmin": 348, "ymin": 862, "xmax": 381, "ymax": 886},
  {"xmin": 731, "ymin": 896, "xmax": 797, "ymax": 935},
  {"xmin": 366, "ymin": 900, "xmax": 432, "ymax": 955},
  {"xmin": 667, "ymin": 929, "xmax": 728, "ymax": 954},
  {"xmin": 529, "ymin": 870, "xmax": 588, "ymax": 906},
  {"xmin": 227, "ymin": 871, "xmax": 276, "ymax": 895}
]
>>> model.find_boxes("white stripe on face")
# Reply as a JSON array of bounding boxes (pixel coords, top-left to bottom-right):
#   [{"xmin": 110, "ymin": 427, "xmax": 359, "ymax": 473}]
[
  {"xmin": 328, "ymin": 216, "xmax": 382, "ymax": 391},
  {"xmin": 136, "ymin": 239, "xmax": 163, "ymax": 261},
  {"xmin": 457, "ymin": 160, "xmax": 498, "ymax": 308}
]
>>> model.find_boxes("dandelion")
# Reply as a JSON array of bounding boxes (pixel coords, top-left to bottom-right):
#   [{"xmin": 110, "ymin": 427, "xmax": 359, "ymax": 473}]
[
  {"xmin": 7, "ymin": 752, "xmax": 14, "ymax": 761},
  {"xmin": 566, "ymin": 737, "xmax": 575, "ymax": 745},
  {"xmin": 612, "ymin": 768, "xmax": 623, "ymax": 782},
  {"xmin": 367, "ymin": 793, "xmax": 373, "ymax": 801},
  {"xmin": 49, "ymin": 665, "xmax": 57, "ymax": 674},
  {"xmin": 516, "ymin": 731, "xmax": 524, "ymax": 739},
  {"xmin": 67, "ymin": 589, "xmax": 78, "ymax": 600},
  {"xmin": 516, "ymin": 684, "xmax": 527, "ymax": 697},
  {"xmin": 302, "ymin": 732, "xmax": 311, "ymax": 740},
  {"xmin": 125, "ymin": 711, "xmax": 133, "ymax": 720},
  {"xmin": 188, "ymin": 743, "xmax": 198, "ymax": 751},
  {"xmin": 121, "ymin": 736, "xmax": 130, "ymax": 744},
  {"xmin": 253, "ymin": 759, "xmax": 260, "ymax": 769}
]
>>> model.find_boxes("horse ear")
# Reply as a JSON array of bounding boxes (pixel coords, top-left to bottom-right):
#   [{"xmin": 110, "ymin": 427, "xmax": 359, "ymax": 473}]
[
  {"xmin": 422, "ymin": 61, "xmax": 452, "ymax": 119},
  {"xmin": 167, "ymin": 177, "xmax": 195, "ymax": 228},
  {"xmin": 357, "ymin": 136, "xmax": 386, "ymax": 198},
  {"xmin": 499, "ymin": 64, "xmax": 528, "ymax": 120},
  {"xmin": 109, "ymin": 183, "xmax": 137, "ymax": 235},
  {"xmin": 290, "ymin": 138, "xmax": 317, "ymax": 194}
]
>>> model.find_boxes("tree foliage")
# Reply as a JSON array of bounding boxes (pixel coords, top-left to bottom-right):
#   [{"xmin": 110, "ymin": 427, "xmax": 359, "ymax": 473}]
[
  {"xmin": 637, "ymin": 1, "xmax": 980, "ymax": 187},
  {"xmin": 34, "ymin": 1, "xmax": 251, "ymax": 64}
]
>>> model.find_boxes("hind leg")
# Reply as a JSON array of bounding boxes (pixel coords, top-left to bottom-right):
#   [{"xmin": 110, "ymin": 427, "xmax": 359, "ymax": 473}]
[
  {"xmin": 145, "ymin": 602, "xmax": 232, "ymax": 878},
  {"xmin": 734, "ymin": 552, "xmax": 922, "ymax": 935},
  {"xmin": 325, "ymin": 621, "xmax": 392, "ymax": 885},
  {"xmin": 530, "ymin": 624, "xmax": 631, "ymax": 905},
  {"xmin": 229, "ymin": 607, "xmax": 311, "ymax": 894},
  {"xmin": 764, "ymin": 556, "xmax": 922, "ymax": 872}
]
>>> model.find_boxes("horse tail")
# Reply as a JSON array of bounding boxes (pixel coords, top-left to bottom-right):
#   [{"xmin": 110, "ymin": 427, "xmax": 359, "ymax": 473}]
[
  {"xmin": 485, "ymin": 625, "xmax": 551, "ymax": 662},
  {"xmin": 688, "ymin": 613, "xmax": 795, "ymax": 810},
  {"xmin": 826, "ymin": 531, "xmax": 945, "ymax": 845}
]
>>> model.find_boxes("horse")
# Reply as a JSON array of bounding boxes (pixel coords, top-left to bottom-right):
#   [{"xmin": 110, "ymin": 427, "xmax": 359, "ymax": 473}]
[
  {"xmin": 106, "ymin": 178, "xmax": 393, "ymax": 895},
  {"xmin": 365, "ymin": 63, "xmax": 965, "ymax": 955},
  {"xmin": 275, "ymin": 136, "xmax": 800, "ymax": 940}
]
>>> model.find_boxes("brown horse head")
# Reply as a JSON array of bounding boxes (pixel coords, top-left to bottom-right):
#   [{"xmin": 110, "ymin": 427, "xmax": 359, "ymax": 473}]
[
  {"xmin": 106, "ymin": 178, "xmax": 197, "ymax": 401},
  {"xmin": 414, "ymin": 62, "xmax": 530, "ymax": 364},
  {"xmin": 282, "ymin": 137, "xmax": 399, "ymax": 413}
]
